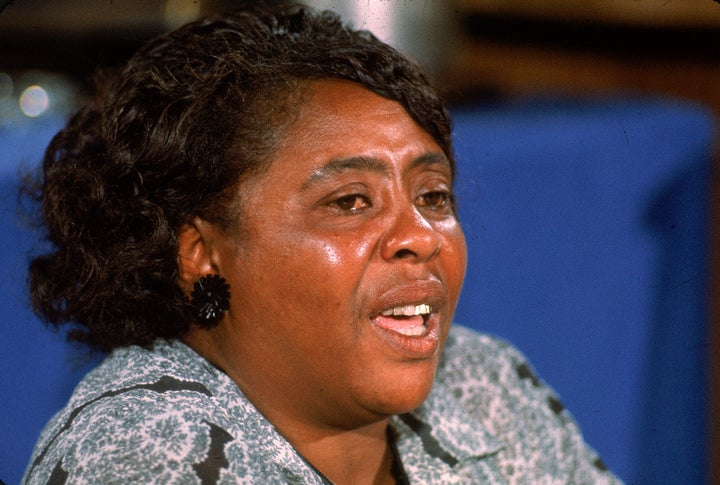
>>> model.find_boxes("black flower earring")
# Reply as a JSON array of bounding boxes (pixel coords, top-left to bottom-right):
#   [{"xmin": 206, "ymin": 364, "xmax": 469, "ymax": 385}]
[{"xmin": 190, "ymin": 274, "xmax": 231, "ymax": 326}]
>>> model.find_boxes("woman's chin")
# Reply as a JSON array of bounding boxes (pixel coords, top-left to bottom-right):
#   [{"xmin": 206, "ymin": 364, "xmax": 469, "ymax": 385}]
[{"xmin": 361, "ymin": 366, "xmax": 437, "ymax": 418}]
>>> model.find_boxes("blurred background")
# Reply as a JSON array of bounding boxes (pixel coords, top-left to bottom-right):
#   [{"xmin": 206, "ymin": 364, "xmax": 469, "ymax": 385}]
[{"xmin": 1, "ymin": 1, "xmax": 718, "ymax": 484}]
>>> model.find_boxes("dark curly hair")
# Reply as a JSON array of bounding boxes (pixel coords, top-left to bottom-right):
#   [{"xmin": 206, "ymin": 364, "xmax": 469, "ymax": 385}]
[{"xmin": 27, "ymin": 3, "xmax": 454, "ymax": 352}]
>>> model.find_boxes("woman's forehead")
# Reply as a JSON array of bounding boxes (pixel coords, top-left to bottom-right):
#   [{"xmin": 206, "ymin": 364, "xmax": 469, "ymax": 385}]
[{"xmin": 276, "ymin": 80, "xmax": 433, "ymax": 150}]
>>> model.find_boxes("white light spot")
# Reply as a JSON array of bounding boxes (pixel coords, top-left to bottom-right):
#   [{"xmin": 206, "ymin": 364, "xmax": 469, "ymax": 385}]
[{"xmin": 19, "ymin": 85, "xmax": 49, "ymax": 118}]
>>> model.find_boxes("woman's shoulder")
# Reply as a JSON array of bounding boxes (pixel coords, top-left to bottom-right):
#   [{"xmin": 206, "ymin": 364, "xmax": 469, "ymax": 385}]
[
  {"xmin": 57, "ymin": 340, "xmax": 224, "ymax": 415},
  {"xmin": 439, "ymin": 324, "xmax": 568, "ymax": 425},
  {"xmin": 24, "ymin": 341, "xmax": 237, "ymax": 484}
]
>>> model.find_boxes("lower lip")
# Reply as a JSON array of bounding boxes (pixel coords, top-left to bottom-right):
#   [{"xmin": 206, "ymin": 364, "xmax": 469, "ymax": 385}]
[{"xmin": 370, "ymin": 313, "xmax": 441, "ymax": 359}]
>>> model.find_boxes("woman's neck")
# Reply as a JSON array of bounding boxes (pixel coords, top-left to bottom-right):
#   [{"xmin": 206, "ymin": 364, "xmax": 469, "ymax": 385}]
[
  {"xmin": 183, "ymin": 328, "xmax": 401, "ymax": 483},
  {"xmin": 293, "ymin": 419, "xmax": 397, "ymax": 485}
]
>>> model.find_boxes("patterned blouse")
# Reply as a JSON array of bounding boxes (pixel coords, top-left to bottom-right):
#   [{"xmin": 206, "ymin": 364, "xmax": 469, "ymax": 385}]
[{"xmin": 24, "ymin": 325, "xmax": 621, "ymax": 484}]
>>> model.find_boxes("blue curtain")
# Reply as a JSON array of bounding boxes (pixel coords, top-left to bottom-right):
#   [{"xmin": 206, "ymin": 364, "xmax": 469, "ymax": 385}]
[{"xmin": 452, "ymin": 96, "xmax": 714, "ymax": 484}]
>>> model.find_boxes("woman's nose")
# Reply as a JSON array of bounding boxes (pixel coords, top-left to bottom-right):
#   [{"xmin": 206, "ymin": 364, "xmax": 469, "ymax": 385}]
[{"xmin": 379, "ymin": 206, "xmax": 441, "ymax": 262}]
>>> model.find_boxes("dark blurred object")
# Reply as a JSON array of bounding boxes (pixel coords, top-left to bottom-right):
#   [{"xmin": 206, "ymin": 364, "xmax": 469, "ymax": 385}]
[
  {"xmin": 452, "ymin": 0, "xmax": 720, "ymax": 28},
  {"xmin": 0, "ymin": 0, "xmax": 456, "ymax": 88},
  {"xmin": 0, "ymin": 0, "xmax": 214, "ymax": 86}
]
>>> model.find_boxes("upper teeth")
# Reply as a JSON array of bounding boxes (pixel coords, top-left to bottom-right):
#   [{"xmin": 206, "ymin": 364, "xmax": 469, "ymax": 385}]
[{"xmin": 381, "ymin": 304, "xmax": 431, "ymax": 317}]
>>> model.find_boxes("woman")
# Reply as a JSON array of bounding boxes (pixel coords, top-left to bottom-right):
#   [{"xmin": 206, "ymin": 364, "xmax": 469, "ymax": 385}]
[{"xmin": 24, "ymin": 4, "xmax": 620, "ymax": 484}]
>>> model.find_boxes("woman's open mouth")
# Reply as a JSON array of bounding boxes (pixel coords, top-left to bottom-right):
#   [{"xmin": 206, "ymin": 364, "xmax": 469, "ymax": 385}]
[
  {"xmin": 374, "ymin": 304, "xmax": 432, "ymax": 336},
  {"xmin": 370, "ymin": 303, "xmax": 441, "ymax": 357}
]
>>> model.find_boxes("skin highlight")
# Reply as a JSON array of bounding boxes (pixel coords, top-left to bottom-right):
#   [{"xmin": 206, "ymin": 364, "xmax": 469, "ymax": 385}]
[{"xmin": 179, "ymin": 80, "xmax": 467, "ymax": 484}]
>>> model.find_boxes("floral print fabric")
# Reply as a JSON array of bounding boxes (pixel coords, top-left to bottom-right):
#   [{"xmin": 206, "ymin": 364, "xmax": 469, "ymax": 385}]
[{"xmin": 24, "ymin": 325, "xmax": 621, "ymax": 484}]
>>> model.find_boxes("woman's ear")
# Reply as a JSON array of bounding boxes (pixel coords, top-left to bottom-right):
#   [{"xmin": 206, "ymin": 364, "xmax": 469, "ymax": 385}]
[{"xmin": 176, "ymin": 218, "xmax": 216, "ymax": 293}]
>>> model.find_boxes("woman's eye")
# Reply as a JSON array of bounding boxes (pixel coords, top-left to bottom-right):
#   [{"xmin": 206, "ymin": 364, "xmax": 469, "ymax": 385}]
[
  {"xmin": 417, "ymin": 191, "xmax": 452, "ymax": 210},
  {"xmin": 331, "ymin": 194, "xmax": 371, "ymax": 213}
]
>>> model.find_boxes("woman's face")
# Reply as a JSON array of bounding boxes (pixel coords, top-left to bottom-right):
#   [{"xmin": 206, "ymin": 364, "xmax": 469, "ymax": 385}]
[{"xmin": 205, "ymin": 80, "xmax": 466, "ymax": 429}]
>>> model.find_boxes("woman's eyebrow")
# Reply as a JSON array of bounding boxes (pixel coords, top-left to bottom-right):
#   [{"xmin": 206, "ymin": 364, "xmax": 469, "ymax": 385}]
[
  {"xmin": 300, "ymin": 152, "xmax": 451, "ymax": 191},
  {"xmin": 301, "ymin": 156, "xmax": 389, "ymax": 190},
  {"xmin": 409, "ymin": 152, "xmax": 451, "ymax": 172}
]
